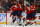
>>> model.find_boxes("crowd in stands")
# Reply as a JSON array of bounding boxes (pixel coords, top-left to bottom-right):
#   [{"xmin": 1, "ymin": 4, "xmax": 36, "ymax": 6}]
[
  {"xmin": 0, "ymin": 0, "xmax": 24, "ymax": 13},
  {"xmin": 24, "ymin": 0, "xmax": 40, "ymax": 13},
  {"xmin": 0, "ymin": 0, "xmax": 40, "ymax": 13}
]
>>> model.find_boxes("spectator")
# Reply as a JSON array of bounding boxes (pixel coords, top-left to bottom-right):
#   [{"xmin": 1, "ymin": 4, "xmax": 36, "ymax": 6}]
[{"xmin": 3, "ymin": 1, "xmax": 9, "ymax": 12}]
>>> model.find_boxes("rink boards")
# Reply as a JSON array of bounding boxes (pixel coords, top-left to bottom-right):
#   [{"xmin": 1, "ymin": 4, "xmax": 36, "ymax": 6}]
[{"xmin": 0, "ymin": 13, "xmax": 40, "ymax": 24}]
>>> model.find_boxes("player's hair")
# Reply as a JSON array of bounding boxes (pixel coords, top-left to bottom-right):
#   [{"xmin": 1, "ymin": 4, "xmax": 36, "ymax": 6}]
[
  {"xmin": 30, "ymin": 3, "xmax": 33, "ymax": 5},
  {"xmin": 13, "ymin": 4, "xmax": 16, "ymax": 6},
  {"xmin": 26, "ymin": 4, "xmax": 30, "ymax": 7}
]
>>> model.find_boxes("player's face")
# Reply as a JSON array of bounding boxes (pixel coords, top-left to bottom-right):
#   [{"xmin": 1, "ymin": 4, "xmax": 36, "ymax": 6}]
[{"xmin": 17, "ymin": 2, "xmax": 19, "ymax": 4}]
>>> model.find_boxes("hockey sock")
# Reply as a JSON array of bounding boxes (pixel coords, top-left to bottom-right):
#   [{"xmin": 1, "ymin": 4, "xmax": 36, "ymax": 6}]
[
  {"xmin": 13, "ymin": 19, "xmax": 15, "ymax": 23},
  {"xmin": 17, "ymin": 19, "xmax": 20, "ymax": 24},
  {"xmin": 26, "ymin": 19, "xmax": 29, "ymax": 23}
]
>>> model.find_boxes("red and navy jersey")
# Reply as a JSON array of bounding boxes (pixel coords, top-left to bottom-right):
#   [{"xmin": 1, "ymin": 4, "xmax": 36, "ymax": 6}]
[
  {"xmin": 30, "ymin": 5, "xmax": 35, "ymax": 12},
  {"xmin": 9, "ymin": 6, "xmax": 17, "ymax": 12},
  {"xmin": 25, "ymin": 6, "xmax": 31, "ymax": 14},
  {"xmin": 16, "ymin": 3, "xmax": 21, "ymax": 8},
  {"xmin": 17, "ymin": 7, "xmax": 23, "ymax": 11}
]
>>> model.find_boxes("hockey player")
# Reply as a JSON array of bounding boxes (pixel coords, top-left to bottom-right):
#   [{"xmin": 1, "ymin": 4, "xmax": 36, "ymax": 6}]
[
  {"xmin": 17, "ymin": 5, "xmax": 23, "ymax": 26},
  {"xmin": 16, "ymin": 1, "xmax": 21, "ymax": 8},
  {"xmin": 30, "ymin": 4, "xmax": 37, "ymax": 24},
  {"xmin": 31, "ymin": 4, "xmax": 36, "ymax": 19},
  {"xmin": 9, "ymin": 4, "xmax": 23, "ymax": 25},
  {"xmin": 25, "ymin": 4, "xmax": 37, "ymax": 26},
  {"xmin": 9, "ymin": 4, "xmax": 18, "ymax": 23},
  {"xmin": 25, "ymin": 4, "xmax": 31, "ymax": 26},
  {"xmin": 15, "ymin": 1, "xmax": 23, "ymax": 25}
]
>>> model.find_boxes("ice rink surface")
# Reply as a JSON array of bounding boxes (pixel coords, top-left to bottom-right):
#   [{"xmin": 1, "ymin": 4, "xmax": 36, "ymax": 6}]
[
  {"xmin": 0, "ymin": 21, "xmax": 40, "ymax": 27},
  {"xmin": 0, "ymin": 24, "xmax": 40, "ymax": 27}
]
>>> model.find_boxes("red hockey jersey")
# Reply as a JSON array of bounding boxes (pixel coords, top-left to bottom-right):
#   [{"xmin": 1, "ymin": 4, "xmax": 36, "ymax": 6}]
[
  {"xmin": 30, "ymin": 5, "xmax": 35, "ymax": 12},
  {"xmin": 25, "ymin": 6, "xmax": 31, "ymax": 14},
  {"xmin": 17, "ymin": 7, "xmax": 23, "ymax": 11},
  {"xmin": 16, "ymin": 3, "xmax": 21, "ymax": 8},
  {"xmin": 9, "ymin": 5, "xmax": 17, "ymax": 12}
]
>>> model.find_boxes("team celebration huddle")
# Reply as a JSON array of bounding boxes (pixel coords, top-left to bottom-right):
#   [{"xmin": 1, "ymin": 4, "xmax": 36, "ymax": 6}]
[
  {"xmin": 9, "ymin": 0, "xmax": 37, "ymax": 26},
  {"xmin": 0, "ymin": 0, "xmax": 40, "ymax": 26}
]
